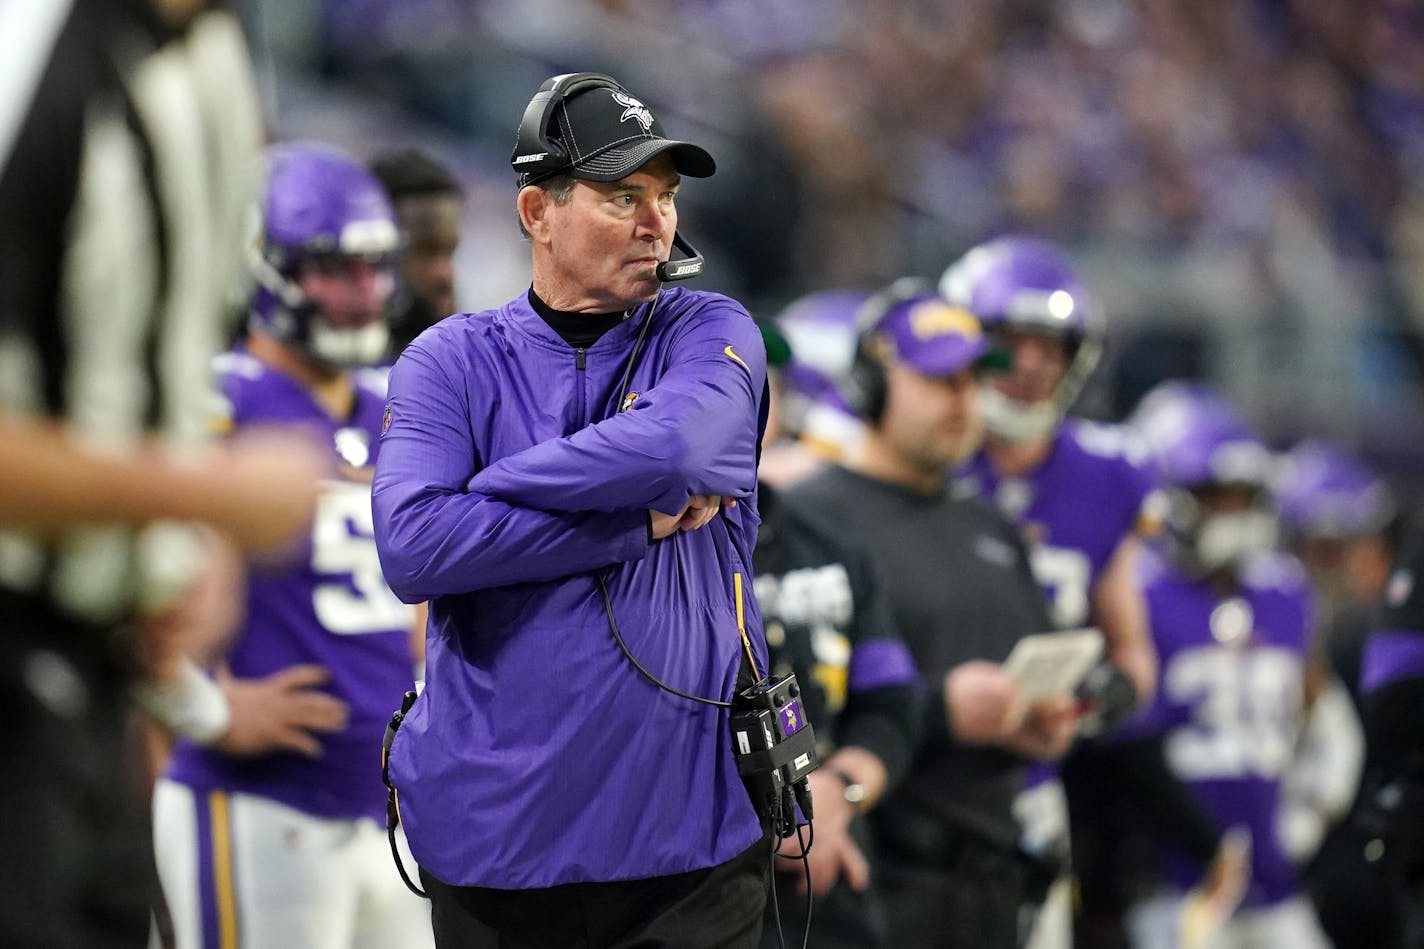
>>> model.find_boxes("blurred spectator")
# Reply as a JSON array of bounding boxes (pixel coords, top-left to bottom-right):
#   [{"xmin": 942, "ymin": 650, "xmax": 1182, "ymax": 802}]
[{"xmin": 368, "ymin": 146, "xmax": 465, "ymax": 356}]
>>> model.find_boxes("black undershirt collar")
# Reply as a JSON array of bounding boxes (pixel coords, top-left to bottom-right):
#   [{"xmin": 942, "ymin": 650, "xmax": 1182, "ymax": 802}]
[{"xmin": 527, "ymin": 287, "xmax": 629, "ymax": 349}]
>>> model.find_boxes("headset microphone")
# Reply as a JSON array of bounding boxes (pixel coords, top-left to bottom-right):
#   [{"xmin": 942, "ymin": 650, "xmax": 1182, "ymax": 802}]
[{"xmin": 656, "ymin": 231, "xmax": 705, "ymax": 282}]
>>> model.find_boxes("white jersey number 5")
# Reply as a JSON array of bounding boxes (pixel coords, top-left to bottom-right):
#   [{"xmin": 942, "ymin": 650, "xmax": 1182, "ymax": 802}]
[{"xmin": 311, "ymin": 481, "xmax": 412, "ymax": 635}]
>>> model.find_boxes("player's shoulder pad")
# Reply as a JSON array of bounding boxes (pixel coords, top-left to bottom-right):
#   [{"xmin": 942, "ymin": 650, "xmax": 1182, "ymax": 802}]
[
  {"xmin": 1240, "ymin": 549, "xmax": 1310, "ymax": 596},
  {"xmin": 1135, "ymin": 540, "xmax": 1175, "ymax": 588},
  {"xmin": 1065, "ymin": 418, "xmax": 1151, "ymax": 467},
  {"xmin": 207, "ymin": 351, "xmax": 267, "ymax": 433},
  {"xmin": 353, "ymin": 365, "xmax": 391, "ymax": 399},
  {"xmin": 212, "ymin": 350, "xmax": 266, "ymax": 383}
]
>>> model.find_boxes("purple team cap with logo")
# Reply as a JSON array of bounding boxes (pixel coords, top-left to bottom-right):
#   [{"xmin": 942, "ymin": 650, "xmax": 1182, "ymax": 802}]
[
  {"xmin": 1277, "ymin": 439, "xmax": 1396, "ymax": 539},
  {"xmin": 870, "ymin": 294, "xmax": 1011, "ymax": 378},
  {"xmin": 548, "ymin": 85, "xmax": 715, "ymax": 182}
]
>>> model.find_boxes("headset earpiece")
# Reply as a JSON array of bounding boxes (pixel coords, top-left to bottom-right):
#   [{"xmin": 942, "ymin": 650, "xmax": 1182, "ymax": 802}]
[
  {"xmin": 847, "ymin": 342, "xmax": 888, "ymax": 425},
  {"xmin": 846, "ymin": 277, "xmax": 934, "ymax": 425},
  {"xmin": 512, "ymin": 71, "xmax": 626, "ymax": 186}
]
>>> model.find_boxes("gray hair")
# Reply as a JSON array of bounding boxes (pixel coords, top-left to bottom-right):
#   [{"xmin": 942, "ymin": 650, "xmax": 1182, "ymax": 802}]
[{"xmin": 517, "ymin": 174, "xmax": 575, "ymax": 239}]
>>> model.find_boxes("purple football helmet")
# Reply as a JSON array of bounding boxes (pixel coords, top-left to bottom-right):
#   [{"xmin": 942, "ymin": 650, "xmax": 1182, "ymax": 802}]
[
  {"xmin": 1277, "ymin": 440, "xmax": 1396, "ymax": 541},
  {"xmin": 250, "ymin": 142, "xmax": 399, "ymax": 368},
  {"xmin": 939, "ymin": 235, "xmax": 1103, "ymax": 442},
  {"xmin": 1127, "ymin": 381, "xmax": 1278, "ymax": 575},
  {"xmin": 774, "ymin": 290, "xmax": 872, "ymax": 453}
]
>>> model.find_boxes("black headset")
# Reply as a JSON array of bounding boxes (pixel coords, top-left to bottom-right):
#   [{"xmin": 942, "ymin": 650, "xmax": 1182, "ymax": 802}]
[
  {"xmin": 511, "ymin": 72, "xmax": 704, "ymax": 283},
  {"xmin": 512, "ymin": 72, "xmax": 622, "ymax": 186},
  {"xmin": 844, "ymin": 277, "xmax": 935, "ymax": 424}
]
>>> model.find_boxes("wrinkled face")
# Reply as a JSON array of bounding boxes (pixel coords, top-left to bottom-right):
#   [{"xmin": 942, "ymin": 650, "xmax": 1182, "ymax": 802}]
[
  {"xmin": 880, "ymin": 363, "xmax": 982, "ymax": 471},
  {"xmin": 394, "ymin": 192, "xmax": 462, "ymax": 319},
  {"xmin": 296, "ymin": 254, "xmax": 392, "ymax": 330},
  {"xmin": 540, "ymin": 153, "xmax": 679, "ymax": 311},
  {"xmin": 988, "ymin": 328, "xmax": 1068, "ymax": 405}
]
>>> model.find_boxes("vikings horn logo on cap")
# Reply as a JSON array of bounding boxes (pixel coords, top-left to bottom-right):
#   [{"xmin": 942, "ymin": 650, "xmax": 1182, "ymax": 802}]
[{"xmin": 611, "ymin": 91, "xmax": 654, "ymax": 132}]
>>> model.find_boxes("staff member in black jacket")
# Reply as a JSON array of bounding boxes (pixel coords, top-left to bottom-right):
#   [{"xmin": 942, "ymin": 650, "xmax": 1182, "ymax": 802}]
[
  {"xmin": 754, "ymin": 321, "xmax": 921, "ymax": 948},
  {"xmin": 787, "ymin": 285, "xmax": 1078, "ymax": 949}
]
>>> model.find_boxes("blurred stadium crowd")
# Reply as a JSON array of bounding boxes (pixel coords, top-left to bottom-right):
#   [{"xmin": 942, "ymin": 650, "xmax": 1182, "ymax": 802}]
[{"xmin": 248, "ymin": 0, "xmax": 1424, "ymax": 496}]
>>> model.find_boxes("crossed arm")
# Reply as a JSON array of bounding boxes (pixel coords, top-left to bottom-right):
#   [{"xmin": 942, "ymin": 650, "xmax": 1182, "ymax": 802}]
[{"xmin": 373, "ymin": 309, "xmax": 766, "ymax": 602}]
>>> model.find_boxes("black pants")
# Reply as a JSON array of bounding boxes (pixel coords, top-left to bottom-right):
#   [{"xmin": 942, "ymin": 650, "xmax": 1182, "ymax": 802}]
[
  {"xmin": 1303, "ymin": 816, "xmax": 1401, "ymax": 949},
  {"xmin": 421, "ymin": 835, "xmax": 771, "ymax": 949},
  {"xmin": 760, "ymin": 871, "xmax": 887, "ymax": 949},
  {"xmin": 876, "ymin": 843, "xmax": 1027, "ymax": 949},
  {"xmin": 759, "ymin": 817, "xmax": 889, "ymax": 949},
  {"xmin": 0, "ymin": 610, "xmax": 157, "ymax": 948}
]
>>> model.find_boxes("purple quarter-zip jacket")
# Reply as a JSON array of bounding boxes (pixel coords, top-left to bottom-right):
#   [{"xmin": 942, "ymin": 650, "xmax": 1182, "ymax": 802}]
[{"xmin": 372, "ymin": 286, "xmax": 770, "ymax": 888}]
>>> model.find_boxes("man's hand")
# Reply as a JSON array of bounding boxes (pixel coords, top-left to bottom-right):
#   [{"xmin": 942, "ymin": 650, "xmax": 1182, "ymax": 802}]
[
  {"xmin": 214, "ymin": 664, "xmax": 350, "ymax": 758},
  {"xmin": 1004, "ymin": 694, "xmax": 1081, "ymax": 761},
  {"xmin": 945, "ymin": 661, "xmax": 1024, "ymax": 743},
  {"xmin": 946, "ymin": 662, "xmax": 1081, "ymax": 757},
  {"xmin": 775, "ymin": 768, "xmax": 871, "ymax": 896},
  {"xmin": 1180, "ymin": 828, "xmax": 1250, "ymax": 949},
  {"xmin": 649, "ymin": 495, "xmax": 737, "ymax": 540}
]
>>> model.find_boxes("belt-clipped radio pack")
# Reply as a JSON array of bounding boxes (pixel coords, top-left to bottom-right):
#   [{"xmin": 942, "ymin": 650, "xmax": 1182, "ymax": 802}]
[{"xmin": 730, "ymin": 671, "xmax": 819, "ymax": 839}]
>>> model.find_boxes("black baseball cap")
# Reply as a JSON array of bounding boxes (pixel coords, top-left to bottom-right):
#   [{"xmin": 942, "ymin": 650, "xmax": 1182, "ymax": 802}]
[{"xmin": 530, "ymin": 84, "xmax": 716, "ymax": 184}]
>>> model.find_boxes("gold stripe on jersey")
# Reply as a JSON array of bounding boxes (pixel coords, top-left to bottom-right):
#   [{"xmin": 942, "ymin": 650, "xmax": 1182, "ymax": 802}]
[{"xmin": 208, "ymin": 791, "xmax": 239, "ymax": 949}]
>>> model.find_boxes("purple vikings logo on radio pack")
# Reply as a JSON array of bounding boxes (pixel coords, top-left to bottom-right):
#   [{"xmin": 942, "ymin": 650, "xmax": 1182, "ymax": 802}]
[
  {"xmin": 729, "ymin": 672, "xmax": 820, "ymax": 838},
  {"xmin": 778, "ymin": 698, "xmax": 806, "ymax": 736}
]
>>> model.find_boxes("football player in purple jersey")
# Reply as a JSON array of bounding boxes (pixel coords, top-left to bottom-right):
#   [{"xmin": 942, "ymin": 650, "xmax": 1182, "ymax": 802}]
[
  {"xmin": 942, "ymin": 236, "xmax": 1159, "ymax": 946},
  {"xmin": 942, "ymin": 235, "xmax": 1157, "ymax": 707},
  {"xmin": 1120, "ymin": 382, "xmax": 1333, "ymax": 948},
  {"xmin": 153, "ymin": 143, "xmax": 432, "ymax": 949}
]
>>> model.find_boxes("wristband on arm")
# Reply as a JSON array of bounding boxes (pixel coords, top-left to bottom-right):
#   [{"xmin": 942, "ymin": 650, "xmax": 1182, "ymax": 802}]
[{"xmin": 130, "ymin": 658, "xmax": 231, "ymax": 744}]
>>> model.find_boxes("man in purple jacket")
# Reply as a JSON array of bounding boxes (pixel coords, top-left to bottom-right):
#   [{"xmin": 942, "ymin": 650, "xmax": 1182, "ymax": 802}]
[{"xmin": 372, "ymin": 72, "xmax": 772, "ymax": 947}]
